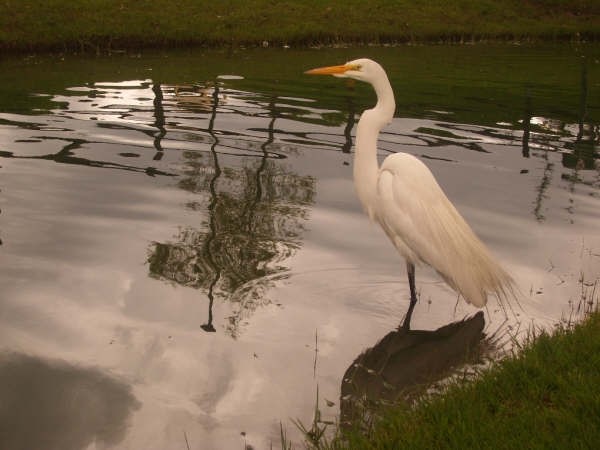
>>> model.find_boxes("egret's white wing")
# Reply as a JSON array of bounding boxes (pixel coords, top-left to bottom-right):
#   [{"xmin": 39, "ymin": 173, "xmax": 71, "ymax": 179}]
[{"xmin": 375, "ymin": 153, "xmax": 513, "ymax": 307}]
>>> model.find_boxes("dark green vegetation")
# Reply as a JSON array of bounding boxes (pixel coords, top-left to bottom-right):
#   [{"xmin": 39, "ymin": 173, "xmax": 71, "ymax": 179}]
[
  {"xmin": 1, "ymin": 44, "xmax": 597, "ymax": 128},
  {"xmin": 1, "ymin": 0, "xmax": 599, "ymax": 53},
  {"xmin": 317, "ymin": 312, "xmax": 600, "ymax": 449}
]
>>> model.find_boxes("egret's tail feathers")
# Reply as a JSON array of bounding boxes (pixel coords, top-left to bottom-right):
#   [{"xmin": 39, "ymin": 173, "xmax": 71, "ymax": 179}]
[
  {"xmin": 438, "ymin": 233, "xmax": 517, "ymax": 311},
  {"xmin": 421, "ymin": 193, "xmax": 518, "ymax": 310},
  {"xmin": 445, "ymin": 263, "xmax": 516, "ymax": 310}
]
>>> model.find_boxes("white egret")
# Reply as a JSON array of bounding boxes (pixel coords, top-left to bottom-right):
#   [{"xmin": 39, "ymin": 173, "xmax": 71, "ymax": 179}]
[{"xmin": 306, "ymin": 58, "xmax": 514, "ymax": 327}]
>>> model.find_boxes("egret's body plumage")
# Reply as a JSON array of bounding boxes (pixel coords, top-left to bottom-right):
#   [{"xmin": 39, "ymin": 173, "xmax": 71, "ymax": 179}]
[{"xmin": 306, "ymin": 58, "xmax": 514, "ymax": 320}]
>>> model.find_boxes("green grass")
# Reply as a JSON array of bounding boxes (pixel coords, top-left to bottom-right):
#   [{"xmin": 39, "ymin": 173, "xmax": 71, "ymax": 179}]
[
  {"xmin": 1, "ymin": 1, "xmax": 599, "ymax": 53},
  {"xmin": 315, "ymin": 311, "xmax": 600, "ymax": 449}
]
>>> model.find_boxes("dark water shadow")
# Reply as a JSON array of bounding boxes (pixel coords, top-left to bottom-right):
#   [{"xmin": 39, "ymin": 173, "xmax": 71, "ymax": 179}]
[
  {"xmin": 340, "ymin": 312, "xmax": 485, "ymax": 428},
  {"xmin": 0, "ymin": 134, "xmax": 176, "ymax": 178},
  {"xmin": 0, "ymin": 352, "xmax": 140, "ymax": 450}
]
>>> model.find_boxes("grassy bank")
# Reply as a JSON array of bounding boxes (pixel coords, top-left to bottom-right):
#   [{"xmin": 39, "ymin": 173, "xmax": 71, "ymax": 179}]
[
  {"xmin": 317, "ymin": 311, "xmax": 600, "ymax": 449},
  {"xmin": 1, "ymin": 1, "xmax": 599, "ymax": 54}
]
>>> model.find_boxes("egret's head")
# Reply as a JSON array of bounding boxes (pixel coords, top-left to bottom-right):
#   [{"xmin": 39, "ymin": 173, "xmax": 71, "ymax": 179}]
[{"xmin": 305, "ymin": 58, "xmax": 385, "ymax": 84}]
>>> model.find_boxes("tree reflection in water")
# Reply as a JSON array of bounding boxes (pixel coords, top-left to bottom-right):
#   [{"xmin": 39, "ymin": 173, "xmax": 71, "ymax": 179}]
[{"xmin": 147, "ymin": 82, "xmax": 315, "ymax": 337}]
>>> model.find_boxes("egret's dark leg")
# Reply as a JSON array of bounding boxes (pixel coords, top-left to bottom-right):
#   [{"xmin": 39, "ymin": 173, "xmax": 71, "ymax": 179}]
[{"xmin": 401, "ymin": 262, "xmax": 418, "ymax": 330}]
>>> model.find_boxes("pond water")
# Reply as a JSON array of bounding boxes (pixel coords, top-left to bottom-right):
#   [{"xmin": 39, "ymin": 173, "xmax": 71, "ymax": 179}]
[{"xmin": 0, "ymin": 44, "xmax": 599, "ymax": 449}]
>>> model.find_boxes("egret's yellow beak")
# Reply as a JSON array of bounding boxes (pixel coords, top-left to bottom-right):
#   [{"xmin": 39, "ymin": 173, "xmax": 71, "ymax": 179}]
[{"xmin": 304, "ymin": 64, "xmax": 352, "ymax": 75}]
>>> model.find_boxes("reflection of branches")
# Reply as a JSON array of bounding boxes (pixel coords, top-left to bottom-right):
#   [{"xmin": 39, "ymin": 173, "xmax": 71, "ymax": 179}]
[
  {"xmin": 0, "ymin": 138, "xmax": 175, "ymax": 177},
  {"xmin": 152, "ymin": 82, "xmax": 166, "ymax": 160},
  {"xmin": 342, "ymin": 95, "xmax": 356, "ymax": 154},
  {"xmin": 522, "ymin": 91, "xmax": 531, "ymax": 158},
  {"xmin": 559, "ymin": 58, "xmax": 598, "ymax": 219},
  {"xmin": 201, "ymin": 83, "xmax": 223, "ymax": 333},
  {"xmin": 534, "ymin": 152, "xmax": 553, "ymax": 222},
  {"xmin": 223, "ymin": 97, "xmax": 290, "ymax": 336},
  {"xmin": 526, "ymin": 115, "xmax": 597, "ymax": 217},
  {"xmin": 242, "ymin": 99, "xmax": 274, "ymax": 236},
  {"xmin": 578, "ymin": 58, "xmax": 588, "ymax": 143},
  {"xmin": 147, "ymin": 89, "xmax": 315, "ymax": 338}
]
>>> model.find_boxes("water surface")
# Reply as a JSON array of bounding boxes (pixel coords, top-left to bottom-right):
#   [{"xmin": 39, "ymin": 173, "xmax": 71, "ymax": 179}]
[{"xmin": 0, "ymin": 44, "xmax": 599, "ymax": 449}]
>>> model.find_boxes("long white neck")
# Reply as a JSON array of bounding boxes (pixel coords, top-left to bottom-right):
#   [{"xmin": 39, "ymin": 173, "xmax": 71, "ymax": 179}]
[{"xmin": 353, "ymin": 72, "xmax": 396, "ymax": 218}]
